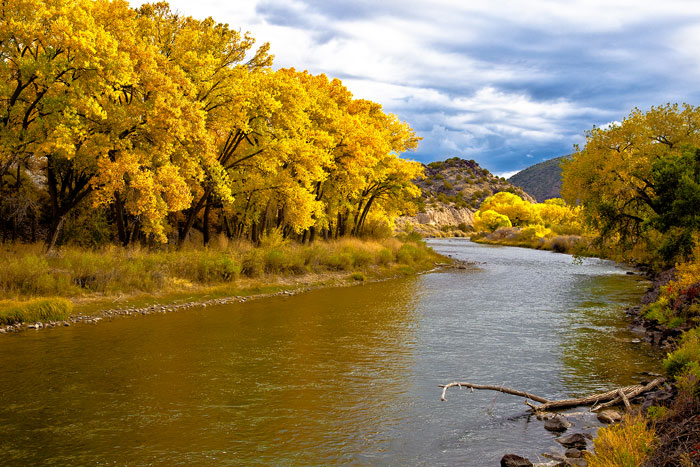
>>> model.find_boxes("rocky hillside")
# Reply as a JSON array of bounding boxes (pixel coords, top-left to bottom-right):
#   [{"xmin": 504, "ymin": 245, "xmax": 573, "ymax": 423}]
[
  {"xmin": 507, "ymin": 155, "xmax": 569, "ymax": 202},
  {"xmin": 398, "ymin": 157, "xmax": 534, "ymax": 236}
]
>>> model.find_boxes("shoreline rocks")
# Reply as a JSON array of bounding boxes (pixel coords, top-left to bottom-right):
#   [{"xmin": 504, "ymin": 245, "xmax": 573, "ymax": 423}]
[
  {"xmin": 0, "ymin": 288, "xmax": 309, "ymax": 335},
  {"xmin": 544, "ymin": 416, "xmax": 572, "ymax": 433}
]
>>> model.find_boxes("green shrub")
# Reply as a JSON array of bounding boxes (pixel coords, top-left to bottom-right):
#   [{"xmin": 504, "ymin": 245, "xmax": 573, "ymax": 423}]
[
  {"xmin": 664, "ymin": 328, "xmax": 700, "ymax": 378},
  {"xmin": 59, "ymin": 207, "xmax": 113, "ymax": 248},
  {"xmin": 643, "ymin": 297, "xmax": 671, "ymax": 324},
  {"xmin": 646, "ymin": 405, "xmax": 668, "ymax": 421},
  {"xmin": 348, "ymin": 247, "xmax": 373, "ymax": 268},
  {"xmin": 675, "ymin": 361, "xmax": 700, "ymax": 397},
  {"xmin": 0, "ymin": 255, "xmax": 52, "ymax": 295},
  {"xmin": 264, "ymin": 249, "xmax": 287, "ymax": 274},
  {"xmin": 398, "ymin": 231, "xmax": 423, "ymax": 243},
  {"xmin": 457, "ymin": 223, "xmax": 470, "ymax": 233},
  {"xmin": 397, "ymin": 243, "xmax": 426, "ymax": 264},
  {"xmin": 323, "ymin": 251, "xmax": 354, "ymax": 270},
  {"xmin": 63, "ymin": 251, "xmax": 108, "ymax": 290},
  {"xmin": 376, "ymin": 248, "xmax": 393, "ymax": 265}
]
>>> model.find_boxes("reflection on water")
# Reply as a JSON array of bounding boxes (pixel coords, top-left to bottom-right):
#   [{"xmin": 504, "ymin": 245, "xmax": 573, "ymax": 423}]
[{"xmin": 0, "ymin": 239, "xmax": 661, "ymax": 466}]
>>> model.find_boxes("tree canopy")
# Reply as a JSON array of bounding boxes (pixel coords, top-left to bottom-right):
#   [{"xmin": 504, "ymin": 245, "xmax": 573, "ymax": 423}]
[
  {"xmin": 561, "ymin": 103, "xmax": 700, "ymax": 265},
  {"xmin": 0, "ymin": 0, "xmax": 422, "ymax": 248},
  {"xmin": 472, "ymin": 192, "xmax": 582, "ymax": 237}
]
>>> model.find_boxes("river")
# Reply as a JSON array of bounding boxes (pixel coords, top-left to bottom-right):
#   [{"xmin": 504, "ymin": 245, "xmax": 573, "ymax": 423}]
[{"xmin": 0, "ymin": 239, "xmax": 662, "ymax": 465}]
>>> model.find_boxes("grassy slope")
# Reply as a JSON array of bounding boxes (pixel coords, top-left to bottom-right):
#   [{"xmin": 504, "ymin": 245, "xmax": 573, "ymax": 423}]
[{"xmin": 0, "ymin": 236, "xmax": 446, "ymax": 324}]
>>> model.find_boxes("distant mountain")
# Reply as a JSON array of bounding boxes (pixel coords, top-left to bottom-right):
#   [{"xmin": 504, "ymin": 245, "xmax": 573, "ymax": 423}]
[
  {"xmin": 508, "ymin": 155, "xmax": 570, "ymax": 202},
  {"xmin": 399, "ymin": 157, "xmax": 534, "ymax": 236}
]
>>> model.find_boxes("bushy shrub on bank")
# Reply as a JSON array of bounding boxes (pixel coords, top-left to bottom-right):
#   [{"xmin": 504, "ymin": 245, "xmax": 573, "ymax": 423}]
[{"xmin": 586, "ymin": 414, "xmax": 656, "ymax": 467}]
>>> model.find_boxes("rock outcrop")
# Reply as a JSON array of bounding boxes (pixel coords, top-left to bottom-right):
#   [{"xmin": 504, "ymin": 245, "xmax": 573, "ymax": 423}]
[{"xmin": 398, "ymin": 157, "xmax": 534, "ymax": 235}]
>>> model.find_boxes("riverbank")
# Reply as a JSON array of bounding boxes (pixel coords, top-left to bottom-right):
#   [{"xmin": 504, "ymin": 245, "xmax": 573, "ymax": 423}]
[
  {"xmin": 470, "ymin": 228, "xmax": 593, "ymax": 256},
  {"xmin": 0, "ymin": 235, "xmax": 448, "ymax": 333},
  {"xmin": 585, "ymin": 261, "xmax": 700, "ymax": 466}
]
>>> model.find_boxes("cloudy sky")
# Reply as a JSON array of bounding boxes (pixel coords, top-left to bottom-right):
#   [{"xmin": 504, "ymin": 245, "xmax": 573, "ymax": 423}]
[{"xmin": 135, "ymin": 0, "xmax": 700, "ymax": 176}]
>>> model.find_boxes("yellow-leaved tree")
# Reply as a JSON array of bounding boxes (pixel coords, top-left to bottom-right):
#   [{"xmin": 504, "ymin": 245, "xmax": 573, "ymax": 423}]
[{"xmin": 473, "ymin": 192, "xmax": 582, "ymax": 238}]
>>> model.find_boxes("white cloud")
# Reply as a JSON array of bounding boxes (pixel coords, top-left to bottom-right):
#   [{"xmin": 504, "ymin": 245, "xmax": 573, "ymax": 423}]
[{"xmin": 497, "ymin": 170, "xmax": 520, "ymax": 179}]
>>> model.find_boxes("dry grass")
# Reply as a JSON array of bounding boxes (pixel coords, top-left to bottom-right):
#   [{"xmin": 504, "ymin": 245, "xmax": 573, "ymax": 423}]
[{"xmin": 0, "ymin": 235, "xmax": 444, "ymax": 322}]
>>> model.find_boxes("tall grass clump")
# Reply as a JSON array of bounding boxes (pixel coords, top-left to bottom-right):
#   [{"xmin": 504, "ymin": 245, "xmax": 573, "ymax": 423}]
[
  {"xmin": 586, "ymin": 413, "xmax": 656, "ymax": 467},
  {"xmin": 0, "ymin": 298, "xmax": 72, "ymax": 324}
]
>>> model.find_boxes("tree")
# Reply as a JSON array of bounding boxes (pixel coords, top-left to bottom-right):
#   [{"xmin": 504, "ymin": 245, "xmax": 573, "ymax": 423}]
[
  {"xmin": 0, "ymin": 0, "xmax": 141, "ymax": 249},
  {"xmin": 134, "ymin": 4, "xmax": 274, "ymax": 245},
  {"xmin": 479, "ymin": 192, "xmax": 538, "ymax": 227},
  {"xmin": 648, "ymin": 146, "xmax": 700, "ymax": 261},
  {"xmin": 561, "ymin": 103, "xmax": 700, "ymax": 263},
  {"xmin": 473, "ymin": 209, "xmax": 512, "ymax": 232}
]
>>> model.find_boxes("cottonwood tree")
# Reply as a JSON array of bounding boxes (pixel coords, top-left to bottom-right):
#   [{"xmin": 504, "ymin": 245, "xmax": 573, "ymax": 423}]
[{"xmin": 561, "ymin": 103, "xmax": 700, "ymax": 262}]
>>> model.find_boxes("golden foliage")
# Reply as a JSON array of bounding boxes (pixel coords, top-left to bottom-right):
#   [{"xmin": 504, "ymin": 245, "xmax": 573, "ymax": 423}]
[
  {"xmin": 586, "ymin": 414, "xmax": 656, "ymax": 467},
  {"xmin": 0, "ymin": 1, "xmax": 422, "ymax": 246},
  {"xmin": 473, "ymin": 192, "xmax": 583, "ymax": 237}
]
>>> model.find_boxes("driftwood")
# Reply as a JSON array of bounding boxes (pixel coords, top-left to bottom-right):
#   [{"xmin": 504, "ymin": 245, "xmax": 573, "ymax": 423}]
[
  {"xmin": 440, "ymin": 382, "xmax": 550, "ymax": 403},
  {"xmin": 439, "ymin": 377, "xmax": 665, "ymax": 412},
  {"xmin": 592, "ymin": 378, "xmax": 664, "ymax": 411}
]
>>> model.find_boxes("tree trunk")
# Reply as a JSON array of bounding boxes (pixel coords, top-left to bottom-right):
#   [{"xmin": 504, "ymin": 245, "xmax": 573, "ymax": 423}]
[
  {"xmin": 355, "ymin": 194, "xmax": 377, "ymax": 236},
  {"xmin": 178, "ymin": 190, "xmax": 210, "ymax": 246},
  {"xmin": 222, "ymin": 212, "xmax": 232, "ymax": 238},
  {"xmin": 113, "ymin": 194, "xmax": 128, "ymax": 246},
  {"xmin": 45, "ymin": 214, "xmax": 65, "ymax": 252},
  {"xmin": 203, "ymin": 198, "xmax": 211, "ymax": 246}
]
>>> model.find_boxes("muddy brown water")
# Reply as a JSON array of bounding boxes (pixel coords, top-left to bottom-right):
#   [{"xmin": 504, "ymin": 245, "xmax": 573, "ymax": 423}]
[{"xmin": 0, "ymin": 239, "xmax": 662, "ymax": 465}]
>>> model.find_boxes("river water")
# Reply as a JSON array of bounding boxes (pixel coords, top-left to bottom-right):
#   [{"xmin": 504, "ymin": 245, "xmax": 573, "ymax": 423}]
[{"xmin": 0, "ymin": 239, "xmax": 661, "ymax": 466}]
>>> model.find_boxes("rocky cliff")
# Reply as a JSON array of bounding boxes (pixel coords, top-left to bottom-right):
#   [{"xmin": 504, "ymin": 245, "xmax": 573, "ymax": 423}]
[{"xmin": 398, "ymin": 157, "xmax": 534, "ymax": 236}]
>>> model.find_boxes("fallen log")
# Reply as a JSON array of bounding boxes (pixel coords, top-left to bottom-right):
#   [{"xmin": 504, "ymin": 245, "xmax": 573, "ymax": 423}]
[
  {"xmin": 439, "ymin": 382, "xmax": 550, "ymax": 403},
  {"xmin": 591, "ymin": 378, "xmax": 665, "ymax": 411},
  {"xmin": 439, "ymin": 377, "xmax": 665, "ymax": 412}
]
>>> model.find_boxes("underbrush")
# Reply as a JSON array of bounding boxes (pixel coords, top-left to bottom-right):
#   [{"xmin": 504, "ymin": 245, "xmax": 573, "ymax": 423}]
[
  {"xmin": 664, "ymin": 328, "xmax": 700, "ymax": 378},
  {"xmin": 584, "ymin": 258, "xmax": 700, "ymax": 466},
  {"xmin": 642, "ymin": 391, "xmax": 700, "ymax": 466},
  {"xmin": 0, "ymin": 235, "xmax": 443, "ymax": 319}
]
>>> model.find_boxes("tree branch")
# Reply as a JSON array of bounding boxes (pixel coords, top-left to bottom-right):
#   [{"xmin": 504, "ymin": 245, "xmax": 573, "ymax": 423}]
[{"xmin": 439, "ymin": 378, "xmax": 665, "ymax": 412}]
